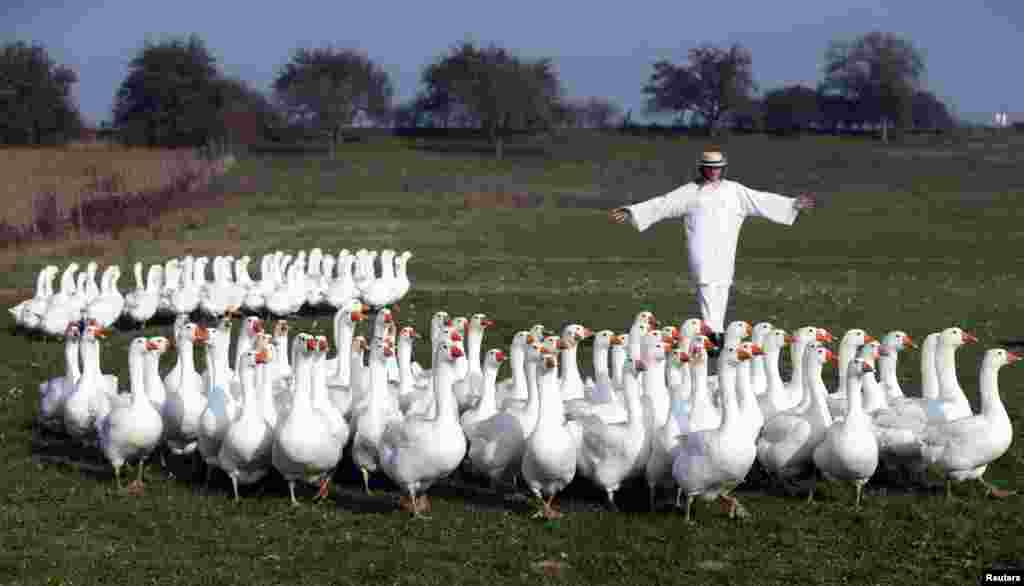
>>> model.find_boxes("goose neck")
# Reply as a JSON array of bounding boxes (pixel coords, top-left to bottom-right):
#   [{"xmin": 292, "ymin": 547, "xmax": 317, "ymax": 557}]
[
  {"xmin": 535, "ymin": 365, "xmax": 565, "ymax": 429},
  {"xmin": 978, "ymin": 356, "xmax": 1006, "ymax": 418}
]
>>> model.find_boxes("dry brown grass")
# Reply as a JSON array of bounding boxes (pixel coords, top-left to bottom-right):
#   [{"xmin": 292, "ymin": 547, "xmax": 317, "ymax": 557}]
[{"xmin": 0, "ymin": 146, "xmax": 206, "ymax": 227}]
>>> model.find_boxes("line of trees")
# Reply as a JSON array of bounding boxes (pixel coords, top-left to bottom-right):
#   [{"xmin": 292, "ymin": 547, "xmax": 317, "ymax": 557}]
[{"xmin": 1, "ymin": 31, "xmax": 961, "ymax": 154}]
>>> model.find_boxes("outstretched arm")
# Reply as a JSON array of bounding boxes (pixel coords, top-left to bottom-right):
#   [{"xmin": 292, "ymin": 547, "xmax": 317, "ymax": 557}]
[
  {"xmin": 607, "ymin": 185, "xmax": 693, "ymax": 232},
  {"xmin": 736, "ymin": 184, "xmax": 814, "ymax": 225}
]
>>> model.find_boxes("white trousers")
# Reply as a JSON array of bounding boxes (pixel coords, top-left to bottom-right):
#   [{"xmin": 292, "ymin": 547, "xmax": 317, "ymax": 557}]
[{"xmin": 696, "ymin": 282, "xmax": 731, "ymax": 334}]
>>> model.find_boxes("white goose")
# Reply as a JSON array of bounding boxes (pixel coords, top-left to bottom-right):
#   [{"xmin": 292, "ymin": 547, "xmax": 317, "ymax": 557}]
[
  {"xmin": 326, "ymin": 250, "xmax": 358, "ymax": 309},
  {"xmin": 451, "ymin": 313, "xmax": 497, "ymax": 410},
  {"xmin": 574, "ymin": 352, "xmax": 647, "ymax": 512},
  {"xmin": 351, "ymin": 338, "xmax": 402, "ymax": 495},
  {"xmin": 643, "ymin": 343, "xmax": 689, "ymax": 511},
  {"xmin": 884, "ymin": 328, "xmax": 977, "ymax": 424},
  {"xmin": 272, "ymin": 333, "xmax": 344, "ymax": 504},
  {"xmin": 467, "ymin": 340, "xmax": 545, "ymax": 492},
  {"xmin": 162, "ymin": 323, "xmax": 209, "ymax": 459},
  {"xmin": 98, "ymin": 337, "xmax": 164, "ymax": 492},
  {"xmin": 85, "ymin": 265, "xmax": 124, "ymax": 329},
  {"xmin": 308, "ymin": 335, "xmax": 348, "ymax": 500},
  {"xmin": 218, "ymin": 347, "xmax": 274, "ymax": 501},
  {"xmin": 379, "ymin": 339, "xmax": 468, "ymax": 518},
  {"xmin": 556, "ymin": 324, "xmax": 593, "ymax": 402},
  {"xmin": 392, "ymin": 250, "xmax": 412, "ymax": 304},
  {"xmin": 197, "ymin": 325, "xmax": 240, "ymax": 486},
  {"xmin": 750, "ymin": 322, "xmax": 775, "ymax": 395},
  {"xmin": 459, "ymin": 349, "xmax": 506, "ymax": 433},
  {"xmin": 126, "ymin": 263, "xmax": 162, "ymax": 328},
  {"xmin": 325, "ymin": 299, "xmax": 368, "ymax": 388},
  {"xmin": 14, "ymin": 265, "xmax": 57, "ymax": 330},
  {"xmin": 495, "ymin": 330, "xmax": 532, "ymax": 408},
  {"xmin": 756, "ymin": 329, "xmax": 795, "ymax": 419},
  {"xmin": 756, "ymin": 342, "xmax": 836, "ymax": 496},
  {"xmin": 62, "ymin": 323, "xmax": 117, "ymax": 443},
  {"xmin": 919, "ymin": 347, "xmax": 1018, "ymax": 500},
  {"xmin": 877, "ymin": 331, "xmax": 917, "ymax": 401},
  {"xmin": 40, "ymin": 264, "xmax": 79, "ymax": 337},
  {"xmin": 521, "ymin": 343, "xmax": 576, "ymax": 520},
  {"xmin": 672, "ymin": 344, "xmax": 758, "ymax": 522},
  {"xmin": 38, "ymin": 322, "xmax": 82, "ymax": 431},
  {"xmin": 359, "ymin": 249, "xmax": 398, "ymax": 309},
  {"xmin": 811, "ymin": 358, "xmax": 879, "ymax": 508}
]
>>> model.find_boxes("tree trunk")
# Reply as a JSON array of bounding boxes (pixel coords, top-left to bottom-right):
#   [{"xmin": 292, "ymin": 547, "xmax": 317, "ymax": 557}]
[
  {"xmin": 881, "ymin": 117, "xmax": 889, "ymax": 143},
  {"xmin": 489, "ymin": 124, "xmax": 503, "ymax": 160}
]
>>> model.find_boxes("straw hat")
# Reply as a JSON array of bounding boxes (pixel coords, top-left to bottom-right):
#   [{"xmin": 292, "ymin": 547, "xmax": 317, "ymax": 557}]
[{"xmin": 697, "ymin": 149, "xmax": 727, "ymax": 167}]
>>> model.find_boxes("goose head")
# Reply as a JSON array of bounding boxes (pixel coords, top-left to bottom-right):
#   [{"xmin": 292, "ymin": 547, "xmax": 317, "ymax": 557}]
[
  {"xmin": 752, "ymin": 322, "xmax": 774, "ymax": 344},
  {"xmin": 688, "ymin": 338, "xmax": 709, "ymax": 365},
  {"xmin": 939, "ymin": 326, "xmax": 978, "ymax": 349},
  {"xmin": 738, "ymin": 341, "xmax": 764, "ymax": 360},
  {"xmin": 671, "ymin": 348, "xmax": 690, "ymax": 366},
  {"xmin": 661, "ymin": 325, "xmax": 681, "ymax": 344},
  {"xmin": 470, "ymin": 313, "xmax": 497, "ymax": 333},
  {"xmin": 511, "ymin": 330, "xmax": 531, "ymax": 349},
  {"xmin": 484, "ymin": 348, "xmax": 507, "ymax": 370},
  {"xmin": 841, "ymin": 328, "xmax": 873, "ymax": 349},
  {"xmin": 398, "ymin": 326, "xmax": 420, "ymax": 342},
  {"xmin": 148, "ymin": 336, "xmax": 171, "ymax": 356},
  {"xmin": 447, "ymin": 316, "xmax": 468, "ymax": 337},
  {"xmin": 765, "ymin": 329, "xmax": 789, "ymax": 353},
  {"xmin": 634, "ymin": 311, "xmax": 657, "ymax": 329},
  {"xmin": 725, "ymin": 320, "xmax": 752, "ymax": 342},
  {"xmin": 242, "ymin": 316, "xmax": 264, "ymax": 337},
  {"xmin": 315, "ymin": 335, "xmax": 330, "ymax": 355},
  {"xmin": 690, "ymin": 317, "xmax": 715, "ymax": 339},
  {"xmin": 882, "ymin": 330, "xmax": 915, "ymax": 352},
  {"xmin": 985, "ymin": 348, "xmax": 1021, "ymax": 370},
  {"xmin": 857, "ymin": 339, "xmax": 882, "ymax": 365},
  {"xmin": 592, "ymin": 330, "xmax": 616, "ymax": 350},
  {"xmin": 562, "ymin": 323, "xmax": 593, "ymax": 345}
]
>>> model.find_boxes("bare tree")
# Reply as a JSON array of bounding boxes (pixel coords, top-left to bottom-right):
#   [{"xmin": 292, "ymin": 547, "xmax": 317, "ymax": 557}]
[
  {"xmin": 822, "ymin": 31, "xmax": 925, "ymax": 142},
  {"xmin": 581, "ymin": 97, "xmax": 623, "ymax": 129},
  {"xmin": 273, "ymin": 46, "xmax": 393, "ymax": 152},
  {"xmin": 642, "ymin": 43, "xmax": 756, "ymax": 136}
]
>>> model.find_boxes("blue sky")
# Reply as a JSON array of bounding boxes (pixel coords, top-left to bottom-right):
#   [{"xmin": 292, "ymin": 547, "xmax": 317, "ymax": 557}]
[{"xmin": 4, "ymin": 0, "xmax": 1021, "ymax": 125}]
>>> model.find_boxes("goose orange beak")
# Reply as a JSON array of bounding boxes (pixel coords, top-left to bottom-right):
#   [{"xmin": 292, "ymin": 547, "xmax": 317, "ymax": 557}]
[
  {"xmin": 751, "ymin": 344, "xmax": 765, "ymax": 356},
  {"xmin": 450, "ymin": 331, "xmax": 462, "ymax": 342},
  {"xmin": 904, "ymin": 335, "xmax": 917, "ymax": 348},
  {"xmin": 1007, "ymin": 351, "xmax": 1020, "ymax": 364},
  {"xmin": 962, "ymin": 332, "xmax": 978, "ymax": 344},
  {"xmin": 483, "ymin": 319, "xmax": 496, "ymax": 328},
  {"xmin": 306, "ymin": 339, "xmax": 317, "ymax": 351},
  {"xmin": 145, "ymin": 340, "xmax": 159, "ymax": 350},
  {"xmin": 700, "ymin": 321, "xmax": 713, "ymax": 336},
  {"xmin": 318, "ymin": 339, "xmax": 329, "ymax": 352},
  {"xmin": 825, "ymin": 349, "xmax": 837, "ymax": 364},
  {"xmin": 783, "ymin": 334, "xmax": 794, "ymax": 345},
  {"xmin": 864, "ymin": 334, "xmax": 876, "ymax": 343},
  {"xmin": 255, "ymin": 349, "xmax": 271, "ymax": 364},
  {"xmin": 495, "ymin": 350, "xmax": 506, "ymax": 362},
  {"xmin": 737, "ymin": 350, "xmax": 752, "ymax": 360},
  {"xmin": 526, "ymin": 334, "xmax": 536, "ymax": 345}
]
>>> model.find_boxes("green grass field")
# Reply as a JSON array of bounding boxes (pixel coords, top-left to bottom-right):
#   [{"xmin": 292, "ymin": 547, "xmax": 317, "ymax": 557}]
[{"xmin": 2, "ymin": 131, "xmax": 1023, "ymax": 585}]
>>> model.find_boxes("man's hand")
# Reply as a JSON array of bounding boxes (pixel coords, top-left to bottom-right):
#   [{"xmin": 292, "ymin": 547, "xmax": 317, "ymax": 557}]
[
  {"xmin": 794, "ymin": 194, "xmax": 817, "ymax": 210},
  {"xmin": 609, "ymin": 207, "xmax": 631, "ymax": 224}
]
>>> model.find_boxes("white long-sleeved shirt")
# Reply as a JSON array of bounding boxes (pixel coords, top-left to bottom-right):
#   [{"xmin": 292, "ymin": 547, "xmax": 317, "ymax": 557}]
[{"xmin": 626, "ymin": 179, "xmax": 799, "ymax": 285}]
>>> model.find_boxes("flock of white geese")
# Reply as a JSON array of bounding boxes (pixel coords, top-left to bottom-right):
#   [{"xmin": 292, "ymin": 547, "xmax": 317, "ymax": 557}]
[
  {"xmin": 32, "ymin": 296, "xmax": 1018, "ymax": 521},
  {"xmin": 9, "ymin": 247, "xmax": 413, "ymax": 336}
]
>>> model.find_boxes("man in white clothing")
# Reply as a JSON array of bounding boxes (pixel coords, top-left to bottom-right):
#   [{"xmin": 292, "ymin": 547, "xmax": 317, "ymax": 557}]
[{"xmin": 609, "ymin": 149, "xmax": 816, "ymax": 350}]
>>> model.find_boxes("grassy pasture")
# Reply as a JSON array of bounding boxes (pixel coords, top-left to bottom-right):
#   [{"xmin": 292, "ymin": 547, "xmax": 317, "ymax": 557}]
[{"xmin": 1, "ymin": 131, "xmax": 1023, "ymax": 585}]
